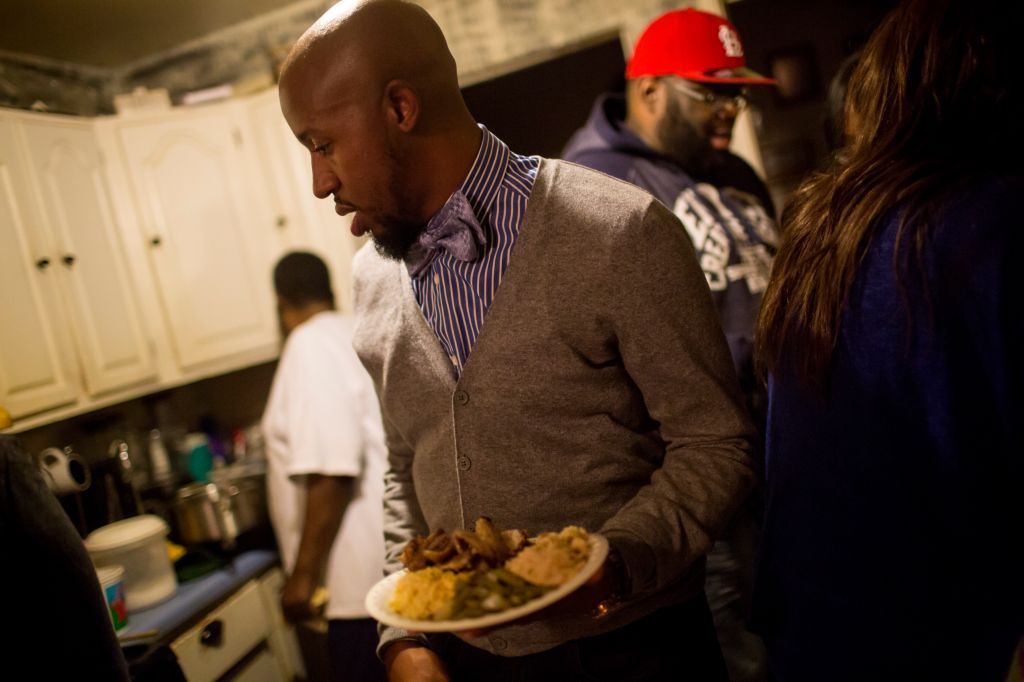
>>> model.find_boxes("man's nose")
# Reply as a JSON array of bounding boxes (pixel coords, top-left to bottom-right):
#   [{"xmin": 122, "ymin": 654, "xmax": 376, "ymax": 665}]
[
  {"xmin": 311, "ymin": 154, "xmax": 339, "ymax": 200},
  {"xmin": 713, "ymin": 102, "xmax": 740, "ymax": 123}
]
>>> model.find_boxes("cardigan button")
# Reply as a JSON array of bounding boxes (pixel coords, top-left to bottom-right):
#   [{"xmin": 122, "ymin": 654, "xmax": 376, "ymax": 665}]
[
  {"xmin": 454, "ymin": 390, "xmax": 469, "ymax": 405},
  {"xmin": 457, "ymin": 455, "xmax": 471, "ymax": 471}
]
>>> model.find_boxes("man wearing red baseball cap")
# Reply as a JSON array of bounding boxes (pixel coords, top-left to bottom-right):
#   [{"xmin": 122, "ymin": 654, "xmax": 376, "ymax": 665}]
[{"xmin": 564, "ymin": 8, "xmax": 777, "ymax": 682}]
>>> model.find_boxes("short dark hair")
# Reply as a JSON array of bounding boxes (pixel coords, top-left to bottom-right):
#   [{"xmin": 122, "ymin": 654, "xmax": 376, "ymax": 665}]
[{"xmin": 273, "ymin": 251, "xmax": 334, "ymax": 307}]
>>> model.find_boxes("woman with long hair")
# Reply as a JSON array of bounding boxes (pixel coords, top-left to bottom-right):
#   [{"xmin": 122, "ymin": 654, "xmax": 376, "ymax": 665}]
[{"xmin": 751, "ymin": 0, "xmax": 1023, "ymax": 679}]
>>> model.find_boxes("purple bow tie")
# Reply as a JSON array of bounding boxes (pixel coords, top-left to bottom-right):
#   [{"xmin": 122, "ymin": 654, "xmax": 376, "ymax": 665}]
[{"xmin": 405, "ymin": 190, "xmax": 486, "ymax": 277}]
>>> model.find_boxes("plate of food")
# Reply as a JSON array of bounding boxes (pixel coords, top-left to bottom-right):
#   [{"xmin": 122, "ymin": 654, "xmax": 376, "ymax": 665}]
[{"xmin": 365, "ymin": 517, "xmax": 608, "ymax": 632}]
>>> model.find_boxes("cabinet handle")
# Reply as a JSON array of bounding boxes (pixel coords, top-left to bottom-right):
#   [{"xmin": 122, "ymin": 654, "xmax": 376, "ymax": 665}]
[
  {"xmin": 150, "ymin": 236, "xmax": 162, "ymax": 247},
  {"xmin": 35, "ymin": 257, "xmax": 51, "ymax": 270},
  {"xmin": 275, "ymin": 215, "xmax": 288, "ymax": 229},
  {"xmin": 62, "ymin": 254, "xmax": 76, "ymax": 268},
  {"xmin": 199, "ymin": 619, "xmax": 224, "ymax": 648}
]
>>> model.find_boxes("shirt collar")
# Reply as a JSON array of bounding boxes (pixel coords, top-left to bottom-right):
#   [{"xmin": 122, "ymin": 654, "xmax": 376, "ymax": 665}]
[
  {"xmin": 458, "ymin": 125, "xmax": 510, "ymax": 222},
  {"xmin": 404, "ymin": 126, "xmax": 510, "ymax": 277}
]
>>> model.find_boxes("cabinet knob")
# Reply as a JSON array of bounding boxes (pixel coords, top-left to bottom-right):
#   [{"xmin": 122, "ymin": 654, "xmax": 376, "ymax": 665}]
[
  {"xmin": 199, "ymin": 619, "xmax": 224, "ymax": 648},
  {"xmin": 150, "ymin": 236, "xmax": 162, "ymax": 247},
  {"xmin": 62, "ymin": 254, "xmax": 76, "ymax": 267},
  {"xmin": 35, "ymin": 257, "xmax": 51, "ymax": 270},
  {"xmin": 275, "ymin": 215, "xmax": 288, "ymax": 229}
]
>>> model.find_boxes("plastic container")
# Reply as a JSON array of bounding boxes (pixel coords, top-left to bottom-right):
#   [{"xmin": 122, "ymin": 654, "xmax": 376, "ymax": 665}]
[
  {"xmin": 85, "ymin": 515, "xmax": 177, "ymax": 611},
  {"xmin": 96, "ymin": 564, "xmax": 128, "ymax": 631}
]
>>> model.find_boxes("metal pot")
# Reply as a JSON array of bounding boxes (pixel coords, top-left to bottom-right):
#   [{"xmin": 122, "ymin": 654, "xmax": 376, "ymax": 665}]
[{"xmin": 172, "ymin": 475, "xmax": 266, "ymax": 549}]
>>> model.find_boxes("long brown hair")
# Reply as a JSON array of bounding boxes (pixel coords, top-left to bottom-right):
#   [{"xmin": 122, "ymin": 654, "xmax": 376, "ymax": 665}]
[{"xmin": 756, "ymin": 0, "xmax": 1023, "ymax": 392}]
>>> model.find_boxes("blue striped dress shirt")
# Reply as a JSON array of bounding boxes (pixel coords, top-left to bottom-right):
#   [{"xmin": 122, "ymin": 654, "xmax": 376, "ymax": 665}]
[{"xmin": 408, "ymin": 127, "xmax": 539, "ymax": 376}]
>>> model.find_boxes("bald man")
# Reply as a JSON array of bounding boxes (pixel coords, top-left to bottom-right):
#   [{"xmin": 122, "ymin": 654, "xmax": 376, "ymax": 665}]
[{"xmin": 279, "ymin": 2, "xmax": 758, "ymax": 680}]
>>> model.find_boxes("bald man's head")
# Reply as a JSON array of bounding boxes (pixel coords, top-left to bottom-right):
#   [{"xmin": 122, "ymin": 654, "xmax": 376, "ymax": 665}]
[
  {"xmin": 281, "ymin": 0, "xmax": 463, "ymax": 134},
  {"xmin": 277, "ymin": 0, "xmax": 482, "ymax": 262}
]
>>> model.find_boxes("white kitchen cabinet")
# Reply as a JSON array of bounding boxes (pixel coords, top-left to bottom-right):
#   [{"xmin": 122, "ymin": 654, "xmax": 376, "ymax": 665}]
[
  {"xmin": 1, "ymin": 87, "xmax": 366, "ymax": 432},
  {"xmin": 230, "ymin": 647, "xmax": 283, "ymax": 682},
  {"xmin": 170, "ymin": 568, "xmax": 301, "ymax": 682},
  {"xmin": 113, "ymin": 106, "xmax": 279, "ymax": 372},
  {"xmin": 255, "ymin": 563, "xmax": 306, "ymax": 680},
  {"xmin": 13, "ymin": 112, "xmax": 157, "ymax": 396},
  {"xmin": 243, "ymin": 91, "xmax": 318, "ymax": 261},
  {"xmin": 245, "ymin": 89, "xmax": 363, "ymax": 313},
  {"xmin": 172, "ymin": 580, "xmax": 274, "ymax": 682},
  {"xmin": 0, "ymin": 117, "xmax": 80, "ymax": 418}
]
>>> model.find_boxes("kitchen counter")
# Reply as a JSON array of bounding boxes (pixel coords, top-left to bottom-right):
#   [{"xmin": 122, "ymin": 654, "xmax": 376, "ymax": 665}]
[
  {"xmin": 121, "ymin": 549, "xmax": 277, "ymax": 644},
  {"xmin": 120, "ymin": 549, "xmax": 279, "ymax": 679}
]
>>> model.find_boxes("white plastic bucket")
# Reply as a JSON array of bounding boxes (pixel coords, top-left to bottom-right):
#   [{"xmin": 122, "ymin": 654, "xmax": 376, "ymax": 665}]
[{"xmin": 86, "ymin": 515, "xmax": 177, "ymax": 611}]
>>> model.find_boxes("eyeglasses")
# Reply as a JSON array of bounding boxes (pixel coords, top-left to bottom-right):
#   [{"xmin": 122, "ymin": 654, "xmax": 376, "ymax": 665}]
[{"xmin": 663, "ymin": 78, "xmax": 748, "ymax": 110}]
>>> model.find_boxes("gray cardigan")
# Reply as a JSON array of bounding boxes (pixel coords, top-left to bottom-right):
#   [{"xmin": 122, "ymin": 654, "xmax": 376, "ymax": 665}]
[{"xmin": 353, "ymin": 159, "xmax": 757, "ymax": 657}]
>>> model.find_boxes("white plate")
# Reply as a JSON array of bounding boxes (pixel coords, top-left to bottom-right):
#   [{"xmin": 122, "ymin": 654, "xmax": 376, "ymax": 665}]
[{"xmin": 365, "ymin": 533, "xmax": 609, "ymax": 632}]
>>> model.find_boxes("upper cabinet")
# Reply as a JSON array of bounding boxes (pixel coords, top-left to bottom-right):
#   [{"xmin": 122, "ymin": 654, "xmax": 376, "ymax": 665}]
[
  {"xmin": 0, "ymin": 117, "xmax": 80, "ymax": 418},
  {"xmin": 112, "ymin": 105, "xmax": 278, "ymax": 371},
  {"xmin": 14, "ymin": 113, "xmax": 157, "ymax": 396},
  {"xmin": 244, "ymin": 90, "xmax": 362, "ymax": 313},
  {"xmin": 243, "ymin": 92, "xmax": 319, "ymax": 260},
  {"xmin": 1, "ymin": 89, "xmax": 365, "ymax": 431}
]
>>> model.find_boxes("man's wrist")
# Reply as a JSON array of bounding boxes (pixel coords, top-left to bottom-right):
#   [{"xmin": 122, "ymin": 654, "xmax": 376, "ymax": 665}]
[
  {"xmin": 381, "ymin": 638, "xmax": 425, "ymax": 668},
  {"xmin": 593, "ymin": 546, "xmax": 630, "ymax": 619},
  {"xmin": 288, "ymin": 564, "xmax": 320, "ymax": 585}
]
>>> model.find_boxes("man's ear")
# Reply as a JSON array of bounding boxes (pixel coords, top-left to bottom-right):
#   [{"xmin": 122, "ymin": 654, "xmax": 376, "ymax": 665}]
[
  {"xmin": 383, "ymin": 80, "xmax": 420, "ymax": 132},
  {"xmin": 635, "ymin": 76, "xmax": 663, "ymax": 112}
]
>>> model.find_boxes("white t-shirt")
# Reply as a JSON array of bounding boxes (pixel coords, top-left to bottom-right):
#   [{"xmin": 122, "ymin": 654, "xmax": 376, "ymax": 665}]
[{"xmin": 262, "ymin": 311, "xmax": 387, "ymax": 619}]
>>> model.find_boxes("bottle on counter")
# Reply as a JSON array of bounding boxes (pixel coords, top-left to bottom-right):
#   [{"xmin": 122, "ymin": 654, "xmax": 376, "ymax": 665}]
[
  {"xmin": 148, "ymin": 429, "xmax": 173, "ymax": 485},
  {"xmin": 184, "ymin": 433, "xmax": 213, "ymax": 482},
  {"xmin": 110, "ymin": 438, "xmax": 145, "ymax": 517}
]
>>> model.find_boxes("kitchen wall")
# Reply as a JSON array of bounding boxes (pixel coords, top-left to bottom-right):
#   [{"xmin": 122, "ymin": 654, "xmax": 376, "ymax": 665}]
[
  {"xmin": 15, "ymin": 360, "xmax": 279, "ymax": 536},
  {"xmin": 0, "ymin": 54, "xmax": 110, "ymax": 116},
  {"xmin": 16, "ymin": 361, "xmax": 278, "ymax": 469},
  {"xmin": 728, "ymin": 0, "xmax": 897, "ymax": 209}
]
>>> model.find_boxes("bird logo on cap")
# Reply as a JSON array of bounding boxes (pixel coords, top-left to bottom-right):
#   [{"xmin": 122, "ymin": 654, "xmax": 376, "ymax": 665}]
[{"xmin": 718, "ymin": 25, "xmax": 744, "ymax": 58}]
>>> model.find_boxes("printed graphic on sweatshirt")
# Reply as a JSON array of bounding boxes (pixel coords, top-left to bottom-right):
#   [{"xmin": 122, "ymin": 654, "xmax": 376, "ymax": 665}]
[{"xmin": 673, "ymin": 183, "xmax": 777, "ymax": 294}]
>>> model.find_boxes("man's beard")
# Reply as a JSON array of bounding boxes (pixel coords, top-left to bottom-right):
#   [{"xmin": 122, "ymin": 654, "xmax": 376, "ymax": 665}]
[
  {"xmin": 368, "ymin": 152, "xmax": 426, "ymax": 261},
  {"xmin": 656, "ymin": 97, "xmax": 711, "ymax": 172},
  {"xmin": 370, "ymin": 212, "xmax": 423, "ymax": 261}
]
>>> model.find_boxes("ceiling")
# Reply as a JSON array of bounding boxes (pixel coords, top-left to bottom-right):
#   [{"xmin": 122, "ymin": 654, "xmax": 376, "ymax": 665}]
[{"xmin": 0, "ymin": 0, "xmax": 306, "ymax": 68}]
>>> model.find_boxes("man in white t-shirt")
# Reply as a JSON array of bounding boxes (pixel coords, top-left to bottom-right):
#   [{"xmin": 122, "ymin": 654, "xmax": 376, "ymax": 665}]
[{"xmin": 262, "ymin": 251, "xmax": 387, "ymax": 682}]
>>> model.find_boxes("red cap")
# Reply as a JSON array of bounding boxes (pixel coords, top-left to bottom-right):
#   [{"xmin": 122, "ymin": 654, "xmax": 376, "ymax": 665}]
[{"xmin": 626, "ymin": 8, "xmax": 775, "ymax": 85}]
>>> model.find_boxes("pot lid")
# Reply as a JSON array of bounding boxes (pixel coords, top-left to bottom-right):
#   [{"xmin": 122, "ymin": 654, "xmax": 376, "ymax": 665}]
[
  {"xmin": 85, "ymin": 514, "xmax": 169, "ymax": 553},
  {"xmin": 175, "ymin": 481, "xmax": 220, "ymax": 500}
]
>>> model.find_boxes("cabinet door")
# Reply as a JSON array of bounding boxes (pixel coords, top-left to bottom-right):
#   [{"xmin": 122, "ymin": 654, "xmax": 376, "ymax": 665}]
[
  {"xmin": 245, "ymin": 91, "xmax": 317, "ymax": 258},
  {"xmin": 232, "ymin": 647, "xmax": 285, "ymax": 682},
  {"xmin": 0, "ymin": 118, "xmax": 78, "ymax": 418},
  {"xmin": 171, "ymin": 579, "xmax": 271, "ymax": 682},
  {"xmin": 16, "ymin": 116, "xmax": 157, "ymax": 396},
  {"xmin": 245, "ymin": 89, "xmax": 363, "ymax": 313},
  {"xmin": 256, "ymin": 567, "xmax": 305, "ymax": 680},
  {"xmin": 115, "ymin": 110, "xmax": 277, "ymax": 370}
]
